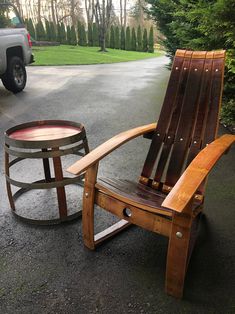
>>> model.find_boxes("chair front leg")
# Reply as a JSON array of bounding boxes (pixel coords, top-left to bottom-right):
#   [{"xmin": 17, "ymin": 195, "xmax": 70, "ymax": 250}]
[
  {"xmin": 82, "ymin": 163, "xmax": 99, "ymax": 250},
  {"xmin": 165, "ymin": 203, "xmax": 193, "ymax": 298}
]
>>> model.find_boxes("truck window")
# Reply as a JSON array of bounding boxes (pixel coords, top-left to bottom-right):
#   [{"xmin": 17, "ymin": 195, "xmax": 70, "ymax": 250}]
[{"xmin": 0, "ymin": 4, "xmax": 23, "ymax": 28}]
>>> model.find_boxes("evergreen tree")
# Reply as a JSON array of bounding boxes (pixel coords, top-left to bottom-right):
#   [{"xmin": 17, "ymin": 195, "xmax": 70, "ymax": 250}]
[
  {"xmin": 78, "ymin": 24, "xmax": 87, "ymax": 46},
  {"xmin": 148, "ymin": 26, "xmax": 154, "ymax": 53},
  {"xmin": 105, "ymin": 30, "xmax": 110, "ymax": 48},
  {"xmin": 114, "ymin": 26, "xmax": 120, "ymax": 49},
  {"xmin": 110, "ymin": 25, "xmax": 115, "ymax": 48},
  {"xmin": 60, "ymin": 22, "xmax": 67, "ymax": 44},
  {"xmin": 36, "ymin": 20, "xmax": 46, "ymax": 41},
  {"xmin": 56, "ymin": 23, "xmax": 61, "ymax": 43},
  {"xmin": 45, "ymin": 20, "xmax": 51, "ymax": 41},
  {"xmin": 50, "ymin": 22, "xmax": 56, "ymax": 42},
  {"xmin": 92, "ymin": 23, "xmax": 99, "ymax": 46},
  {"xmin": 70, "ymin": 25, "xmax": 77, "ymax": 45},
  {"xmin": 142, "ymin": 28, "xmax": 148, "ymax": 52},
  {"xmin": 120, "ymin": 26, "xmax": 125, "ymax": 50},
  {"xmin": 27, "ymin": 18, "xmax": 35, "ymax": 39},
  {"xmin": 131, "ymin": 28, "xmax": 136, "ymax": 51},
  {"xmin": 125, "ymin": 26, "xmax": 131, "ymax": 51},
  {"xmin": 77, "ymin": 20, "xmax": 81, "ymax": 45},
  {"xmin": 67, "ymin": 25, "xmax": 71, "ymax": 45},
  {"xmin": 137, "ymin": 26, "xmax": 142, "ymax": 52},
  {"xmin": 88, "ymin": 23, "xmax": 93, "ymax": 46}
]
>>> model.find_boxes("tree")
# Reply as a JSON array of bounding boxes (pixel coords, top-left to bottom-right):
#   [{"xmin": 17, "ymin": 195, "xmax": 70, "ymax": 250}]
[
  {"xmin": 115, "ymin": 26, "xmax": 120, "ymax": 49},
  {"xmin": 50, "ymin": 22, "xmax": 56, "ymax": 42},
  {"xmin": 120, "ymin": 26, "xmax": 125, "ymax": 50},
  {"xmin": 142, "ymin": 28, "xmax": 148, "ymax": 52},
  {"xmin": 93, "ymin": 23, "xmax": 99, "ymax": 46},
  {"xmin": 88, "ymin": 23, "xmax": 93, "ymax": 46},
  {"xmin": 125, "ymin": 26, "xmax": 131, "ymax": 51},
  {"xmin": 57, "ymin": 23, "xmax": 62, "ymax": 43},
  {"xmin": 60, "ymin": 22, "xmax": 67, "ymax": 44},
  {"xmin": 106, "ymin": 30, "xmax": 110, "ymax": 48},
  {"xmin": 94, "ymin": 0, "xmax": 113, "ymax": 52},
  {"xmin": 36, "ymin": 20, "xmax": 46, "ymax": 41},
  {"xmin": 148, "ymin": 26, "xmax": 154, "ymax": 53},
  {"xmin": 45, "ymin": 20, "xmax": 51, "ymax": 41},
  {"xmin": 131, "ymin": 28, "xmax": 137, "ymax": 51},
  {"xmin": 27, "ymin": 18, "xmax": 35, "ymax": 39},
  {"xmin": 147, "ymin": 0, "xmax": 235, "ymax": 125},
  {"xmin": 67, "ymin": 25, "xmax": 71, "ymax": 45},
  {"xmin": 110, "ymin": 25, "xmax": 115, "ymax": 48},
  {"xmin": 137, "ymin": 25, "xmax": 142, "ymax": 51},
  {"xmin": 130, "ymin": 0, "xmax": 147, "ymax": 28},
  {"xmin": 78, "ymin": 23, "xmax": 87, "ymax": 46},
  {"xmin": 70, "ymin": 25, "xmax": 77, "ymax": 45}
]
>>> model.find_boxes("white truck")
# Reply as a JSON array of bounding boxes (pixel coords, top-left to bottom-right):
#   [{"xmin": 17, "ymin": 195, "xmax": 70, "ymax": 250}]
[{"xmin": 0, "ymin": 2, "xmax": 34, "ymax": 93}]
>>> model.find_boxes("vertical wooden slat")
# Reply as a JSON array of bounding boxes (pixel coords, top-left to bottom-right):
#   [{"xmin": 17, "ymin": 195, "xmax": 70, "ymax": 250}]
[
  {"xmin": 202, "ymin": 51, "xmax": 226, "ymax": 147},
  {"xmin": 186, "ymin": 52, "xmax": 214, "ymax": 166},
  {"xmin": 42, "ymin": 148, "xmax": 51, "ymax": 182},
  {"xmin": 153, "ymin": 53, "xmax": 193, "ymax": 184},
  {"xmin": 165, "ymin": 52, "xmax": 207, "ymax": 187},
  {"xmin": 141, "ymin": 50, "xmax": 187, "ymax": 181},
  {"xmin": 52, "ymin": 147, "xmax": 67, "ymax": 219}
]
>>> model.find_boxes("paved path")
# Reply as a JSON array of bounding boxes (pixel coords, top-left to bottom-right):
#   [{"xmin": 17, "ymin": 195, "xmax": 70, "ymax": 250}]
[{"xmin": 0, "ymin": 57, "xmax": 234, "ymax": 313}]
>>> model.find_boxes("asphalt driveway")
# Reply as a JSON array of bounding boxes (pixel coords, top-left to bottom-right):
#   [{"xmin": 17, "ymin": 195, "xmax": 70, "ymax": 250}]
[{"xmin": 0, "ymin": 57, "xmax": 234, "ymax": 313}]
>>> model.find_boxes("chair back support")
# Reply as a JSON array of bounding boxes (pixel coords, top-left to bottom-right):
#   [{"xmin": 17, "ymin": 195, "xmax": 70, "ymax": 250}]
[{"xmin": 140, "ymin": 50, "xmax": 226, "ymax": 194}]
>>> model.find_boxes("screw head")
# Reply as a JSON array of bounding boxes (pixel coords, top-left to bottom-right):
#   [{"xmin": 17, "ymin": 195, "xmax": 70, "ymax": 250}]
[
  {"xmin": 176, "ymin": 231, "xmax": 183, "ymax": 239},
  {"xmin": 85, "ymin": 192, "xmax": 89, "ymax": 198}
]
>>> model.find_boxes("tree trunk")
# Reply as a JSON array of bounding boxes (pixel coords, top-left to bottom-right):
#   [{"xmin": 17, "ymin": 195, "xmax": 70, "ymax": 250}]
[
  {"xmin": 37, "ymin": 0, "xmax": 41, "ymax": 23},
  {"xmin": 124, "ymin": 0, "xmax": 127, "ymax": 29},
  {"xmin": 120, "ymin": 0, "xmax": 123, "ymax": 27}
]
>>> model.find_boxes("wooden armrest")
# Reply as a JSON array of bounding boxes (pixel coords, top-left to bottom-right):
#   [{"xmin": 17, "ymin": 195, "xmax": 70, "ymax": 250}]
[
  {"xmin": 67, "ymin": 123, "xmax": 157, "ymax": 175},
  {"xmin": 162, "ymin": 134, "xmax": 235, "ymax": 213}
]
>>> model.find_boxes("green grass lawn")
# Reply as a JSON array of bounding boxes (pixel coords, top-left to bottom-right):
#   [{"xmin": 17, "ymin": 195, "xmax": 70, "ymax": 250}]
[{"xmin": 32, "ymin": 45, "xmax": 164, "ymax": 66}]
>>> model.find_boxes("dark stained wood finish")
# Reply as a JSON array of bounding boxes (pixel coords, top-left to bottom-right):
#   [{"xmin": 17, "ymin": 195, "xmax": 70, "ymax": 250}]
[
  {"xmin": 52, "ymin": 147, "xmax": 68, "ymax": 219},
  {"xmin": 67, "ymin": 50, "xmax": 233, "ymax": 298}
]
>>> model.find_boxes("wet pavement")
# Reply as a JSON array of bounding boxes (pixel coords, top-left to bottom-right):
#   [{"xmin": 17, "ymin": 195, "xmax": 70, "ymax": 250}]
[{"xmin": 0, "ymin": 57, "xmax": 234, "ymax": 313}]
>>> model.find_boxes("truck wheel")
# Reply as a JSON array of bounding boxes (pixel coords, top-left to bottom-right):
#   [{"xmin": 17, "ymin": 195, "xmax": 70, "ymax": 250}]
[{"xmin": 1, "ymin": 56, "xmax": 27, "ymax": 93}]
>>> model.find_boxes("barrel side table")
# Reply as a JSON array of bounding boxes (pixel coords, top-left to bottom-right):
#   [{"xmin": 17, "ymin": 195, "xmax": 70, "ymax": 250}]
[{"xmin": 4, "ymin": 120, "xmax": 89, "ymax": 224}]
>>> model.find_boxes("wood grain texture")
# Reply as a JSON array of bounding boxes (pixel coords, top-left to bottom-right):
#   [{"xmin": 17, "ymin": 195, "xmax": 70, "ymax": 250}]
[
  {"xmin": 162, "ymin": 134, "xmax": 235, "ymax": 212},
  {"xmin": 95, "ymin": 191, "xmax": 171, "ymax": 237},
  {"xmin": 82, "ymin": 163, "xmax": 99, "ymax": 250},
  {"xmin": 67, "ymin": 123, "xmax": 156, "ymax": 175}
]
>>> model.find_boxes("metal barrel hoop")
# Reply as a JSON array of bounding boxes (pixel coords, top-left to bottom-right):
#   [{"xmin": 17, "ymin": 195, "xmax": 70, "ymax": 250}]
[{"xmin": 4, "ymin": 120, "xmax": 89, "ymax": 224}]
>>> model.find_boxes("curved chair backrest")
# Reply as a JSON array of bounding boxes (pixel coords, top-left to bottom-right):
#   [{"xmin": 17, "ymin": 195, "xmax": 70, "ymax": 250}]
[{"xmin": 140, "ymin": 50, "xmax": 226, "ymax": 195}]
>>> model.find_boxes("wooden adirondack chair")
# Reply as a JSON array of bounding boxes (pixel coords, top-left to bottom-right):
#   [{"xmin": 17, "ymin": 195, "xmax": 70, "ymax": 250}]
[{"xmin": 67, "ymin": 50, "xmax": 235, "ymax": 298}]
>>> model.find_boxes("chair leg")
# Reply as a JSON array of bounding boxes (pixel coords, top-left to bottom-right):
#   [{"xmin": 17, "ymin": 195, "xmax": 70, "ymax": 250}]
[
  {"xmin": 82, "ymin": 164, "xmax": 98, "ymax": 250},
  {"xmin": 165, "ymin": 210, "xmax": 193, "ymax": 298}
]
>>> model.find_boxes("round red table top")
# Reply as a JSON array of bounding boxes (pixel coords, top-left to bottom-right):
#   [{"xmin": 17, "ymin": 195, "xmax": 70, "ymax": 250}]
[{"xmin": 9, "ymin": 124, "xmax": 81, "ymax": 142}]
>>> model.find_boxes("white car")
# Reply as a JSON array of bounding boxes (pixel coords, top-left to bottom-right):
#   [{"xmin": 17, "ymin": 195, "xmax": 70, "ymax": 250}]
[{"xmin": 0, "ymin": 2, "xmax": 34, "ymax": 93}]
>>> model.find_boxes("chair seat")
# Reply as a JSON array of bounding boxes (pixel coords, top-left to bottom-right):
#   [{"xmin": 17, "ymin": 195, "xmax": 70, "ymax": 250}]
[{"xmin": 96, "ymin": 178, "xmax": 201, "ymax": 217}]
